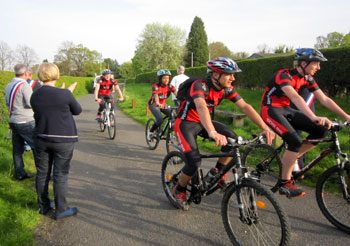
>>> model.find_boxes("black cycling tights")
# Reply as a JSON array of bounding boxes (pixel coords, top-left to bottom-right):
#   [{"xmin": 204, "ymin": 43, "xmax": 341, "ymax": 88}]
[{"xmin": 263, "ymin": 106, "xmax": 328, "ymax": 152}]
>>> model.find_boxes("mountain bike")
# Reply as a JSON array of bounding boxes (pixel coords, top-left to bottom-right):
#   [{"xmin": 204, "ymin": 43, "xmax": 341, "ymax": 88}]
[
  {"xmin": 242, "ymin": 120, "xmax": 350, "ymax": 234},
  {"xmin": 161, "ymin": 136, "xmax": 290, "ymax": 246},
  {"xmin": 98, "ymin": 99, "xmax": 117, "ymax": 140},
  {"xmin": 145, "ymin": 105, "xmax": 179, "ymax": 153}
]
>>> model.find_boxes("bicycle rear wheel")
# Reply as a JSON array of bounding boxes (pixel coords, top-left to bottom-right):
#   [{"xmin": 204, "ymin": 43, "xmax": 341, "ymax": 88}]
[
  {"xmin": 99, "ymin": 111, "xmax": 106, "ymax": 132},
  {"xmin": 166, "ymin": 130, "xmax": 180, "ymax": 153},
  {"xmin": 222, "ymin": 179, "xmax": 290, "ymax": 246},
  {"xmin": 316, "ymin": 163, "xmax": 350, "ymax": 234},
  {"xmin": 145, "ymin": 118, "xmax": 160, "ymax": 150},
  {"xmin": 242, "ymin": 144, "xmax": 282, "ymax": 192},
  {"xmin": 107, "ymin": 113, "xmax": 116, "ymax": 140},
  {"xmin": 161, "ymin": 151, "xmax": 187, "ymax": 209}
]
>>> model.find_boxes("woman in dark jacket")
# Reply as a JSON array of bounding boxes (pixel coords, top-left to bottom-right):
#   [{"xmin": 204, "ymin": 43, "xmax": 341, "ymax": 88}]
[{"xmin": 31, "ymin": 63, "xmax": 81, "ymax": 219}]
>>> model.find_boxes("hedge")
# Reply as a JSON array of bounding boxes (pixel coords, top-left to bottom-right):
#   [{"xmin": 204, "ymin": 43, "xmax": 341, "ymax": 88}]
[{"xmin": 134, "ymin": 47, "xmax": 350, "ymax": 97}]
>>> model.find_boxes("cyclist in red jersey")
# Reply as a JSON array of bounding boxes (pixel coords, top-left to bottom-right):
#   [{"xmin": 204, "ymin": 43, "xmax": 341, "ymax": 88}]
[
  {"xmin": 171, "ymin": 57, "xmax": 275, "ymax": 210},
  {"xmin": 261, "ymin": 48, "xmax": 350, "ymax": 198},
  {"xmin": 147, "ymin": 69, "xmax": 176, "ymax": 133},
  {"xmin": 94, "ymin": 69, "xmax": 123, "ymax": 120}
]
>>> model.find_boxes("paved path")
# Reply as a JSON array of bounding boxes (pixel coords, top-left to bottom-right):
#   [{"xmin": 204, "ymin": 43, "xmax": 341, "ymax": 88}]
[{"xmin": 35, "ymin": 94, "xmax": 349, "ymax": 246}]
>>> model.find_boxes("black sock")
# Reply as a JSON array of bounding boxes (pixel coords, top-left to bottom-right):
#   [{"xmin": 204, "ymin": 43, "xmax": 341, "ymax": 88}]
[{"xmin": 176, "ymin": 184, "xmax": 187, "ymax": 192}]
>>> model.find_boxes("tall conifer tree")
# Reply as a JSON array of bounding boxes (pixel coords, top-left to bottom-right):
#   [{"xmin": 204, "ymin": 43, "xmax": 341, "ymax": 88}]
[{"xmin": 185, "ymin": 16, "xmax": 209, "ymax": 67}]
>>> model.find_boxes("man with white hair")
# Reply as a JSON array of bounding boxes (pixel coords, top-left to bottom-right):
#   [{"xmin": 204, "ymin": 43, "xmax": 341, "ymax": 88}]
[
  {"xmin": 170, "ymin": 65, "xmax": 189, "ymax": 107},
  {"xmin": 5, "ymin": 64, "xmax": 36, "ymax": 180}
]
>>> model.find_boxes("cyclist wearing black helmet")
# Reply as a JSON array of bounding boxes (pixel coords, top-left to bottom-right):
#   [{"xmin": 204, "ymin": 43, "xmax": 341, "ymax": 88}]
[
  {"xmin": 171, "ymin": 57, "xmax": 275, "ymax": 210},
  {"xmin": 261, "ymin": 48, "xmax": 350, "ymax": 198},
  {"xmin": 94, "ymin": 69, "xmax": 123, "ymax": 120},
  {"xmin": 147, "ymin": 69, "xmax": 176, "ymax": 133}
]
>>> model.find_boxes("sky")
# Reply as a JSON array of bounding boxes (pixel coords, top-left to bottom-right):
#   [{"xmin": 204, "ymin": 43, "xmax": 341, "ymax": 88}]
[{"xmin": 1, "ymin": 0, "xmax": 349, "ymax": 64}]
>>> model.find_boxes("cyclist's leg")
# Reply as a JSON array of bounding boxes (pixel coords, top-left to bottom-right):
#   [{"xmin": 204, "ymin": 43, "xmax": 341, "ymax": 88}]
[
  {"xmin": 106, "ymin": 94, "xmax": 114, "ymax": 111},
  {"xmin": 172, "ymin": 119, "xmax": 203, "ymax": 208},
  {"xmin": 97, "ymin": 95, "xmax": 105, "ymax": 114},
  {"xmin": 288, "ymin": 109, "xmax": 328, "ymax": 157},
  {"xmin": 149, "ymin": 104, "xmax": 164, "ymax": 132},
  {"xmin": 262, "ymin": 106, "xmax": 305, "ymax": 197},
  {"xmin": 200, "ymin": 121, "xmax": 238, "ymax": 188}
]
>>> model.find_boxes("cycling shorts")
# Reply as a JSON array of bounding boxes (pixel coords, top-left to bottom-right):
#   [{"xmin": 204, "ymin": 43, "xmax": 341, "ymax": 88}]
[
  {"xmin": 174, "ymin": 119, "xmax": 237, "ymax": 176},
  {"xmin": 261, "ymin": 106, "xmax": 328, "ymax": 152}
]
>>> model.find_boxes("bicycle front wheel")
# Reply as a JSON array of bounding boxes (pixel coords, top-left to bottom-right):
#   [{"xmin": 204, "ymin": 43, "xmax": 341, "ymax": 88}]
[
  {"xmin": 316, "ymin": 163, "xmax": 350, "ymax": 234},
  {"xmin": 242, "ymin": 144, "xmax": 282, "ymax": 192},
  {"xmin": 161, "ymin": 151, "xmax": 187, "ymax": 209},
  {"xmin": 107, "ymin": 113, "xmax": 116, "ymax": 140},
  {"xmin": 222, "ymin": 179, "xmax": 290, "ymax": 246},
  {"xmin": 145, "ymin": 118, "xmax": 160, "ymax": 150}
]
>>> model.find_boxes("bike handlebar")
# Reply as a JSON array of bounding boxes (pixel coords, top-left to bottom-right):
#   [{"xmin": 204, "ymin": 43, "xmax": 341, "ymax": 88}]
[
  {"xmin": 227, "ymin": 135, "xmax": 264, "ymax": 147},
  {"xmin": 330, "ymin": 120, "xmax": 350, "ymax": 132}
]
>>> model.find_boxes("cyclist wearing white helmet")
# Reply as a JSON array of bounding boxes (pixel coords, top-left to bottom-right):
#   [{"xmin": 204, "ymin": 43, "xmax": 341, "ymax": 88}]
[
  {"xmin": 261, "ymin": 48, "xmax": 350, "ymax": 198},
  {"xmin": 171, "ymin": 57, "xmax": 275, "ymax": 210},
  {"xmin": 147, "ymin": 69, "xmax": 177, "ymax": 132},
  {"xmin": 94, "ymin": 69, "xmax": 123, "ymax": 120}
]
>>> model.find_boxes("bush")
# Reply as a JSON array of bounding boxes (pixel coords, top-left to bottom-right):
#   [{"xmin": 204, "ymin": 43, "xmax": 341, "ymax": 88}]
[{"xmin": 133, "ymin": 47, "xmax": 350, "ymax": 97}]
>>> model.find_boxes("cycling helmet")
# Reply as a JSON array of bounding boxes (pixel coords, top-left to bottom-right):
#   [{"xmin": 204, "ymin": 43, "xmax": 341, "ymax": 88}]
[
  {"xmin": 156, "ymin": 69, "xmax": 171, "ymax": 77},
  {"xmin": 295, "ymin": 48, "xmax": 327, "ymax": 62},
  {"xmin": 102, "ymin": 69, "xmax": 112, "ymax": 75},
  {"xmin": 207, "ymin": 57, "xmax": 242, "ymax": 74}
]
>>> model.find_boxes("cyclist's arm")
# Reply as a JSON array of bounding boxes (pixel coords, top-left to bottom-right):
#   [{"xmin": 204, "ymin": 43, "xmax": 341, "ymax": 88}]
[
  {"xmin": 235, "ymin": 98, "xmax": 275, "ymax": 145},
  {"xmin": 194, "ymin": 97, "xmax": 227, "ymax": 146},
  {"xmin": 94, "ymin": 84, "xmax": 101, "ymax": 102},
  {"xmin": 282, "ymin": 86, "xmax": 318, "ymax": 120},
  {"xmin": 115, "ymin": 85, "xmax": 124, "ymax": 101},
  {"xmin": 282, "ymin": 85, "xmax": 331, "ymax": 127},
  {"xmin": 313, "ymin": 89, "xmax": 350, "ymax": 121}
]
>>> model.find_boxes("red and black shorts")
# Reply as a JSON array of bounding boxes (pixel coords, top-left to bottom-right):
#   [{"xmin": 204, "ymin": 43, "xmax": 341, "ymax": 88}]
[
  {"xmin": 261, "ymin": 106, "xmax": 328, "ymax": 152},
  {"xmin": 174, "ymin": 119, "xmax": 237, "ymax": 176}
]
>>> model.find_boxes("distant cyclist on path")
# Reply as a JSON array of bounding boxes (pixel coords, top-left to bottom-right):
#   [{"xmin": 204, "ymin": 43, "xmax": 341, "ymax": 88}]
[
  {"xmin": 94, "ymin": 69, "xmax": 123, "ymax": 120},
  {"xmin": 147, "ymin": 69, "xmax": 177, "ymax": 134}
]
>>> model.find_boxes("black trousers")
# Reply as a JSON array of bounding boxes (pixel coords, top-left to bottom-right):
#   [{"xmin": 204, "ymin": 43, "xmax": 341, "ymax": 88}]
[{"xmin": 35, "ymin": 138, "xmax": 75, "ymax": 214}]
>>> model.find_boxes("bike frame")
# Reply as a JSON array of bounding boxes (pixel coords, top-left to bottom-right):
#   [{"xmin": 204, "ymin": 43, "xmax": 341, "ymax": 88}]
[
  {"xmin": 192, "ymin": 138, "xmax": 258, "ymax": 198},
  {"xmin": 102, "ymin": 100, "xmax": 115, "ymax": 127}
]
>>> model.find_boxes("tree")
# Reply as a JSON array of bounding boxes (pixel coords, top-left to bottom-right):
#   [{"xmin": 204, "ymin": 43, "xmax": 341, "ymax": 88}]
[
  {"xmin": 15, "ymin": 45, "xmax": 38, "ymax": 67},
  {"xmin": 256, "ymin": 43, "xmax": 271, "ymax": 54},
  {"xmin": 119, "ymin": 62, "xmax": 136, "ymax": 79},
  {"xmin": 231, "ymin": 52, "xmax": 249, "ymax": 60},
  {"xmin": 133, "ymin": 23, "xmax": 186, "ymax": 73},
  {"xmin": 274, "ymin": 45, "xmax": 294, "ymax": 54},
  {"xmin": 54, "ymin": 41, "xmax": 102, "ymax": 76},
  {"xmin": 54, "ymin": 41, "xmax": 76, "ymax": 75},
  {"xmin": 185, "ymin": 16, "xmax": 209, "ymax": 67},
  {"xmin": 315, "ymin": 31, "xmax": 350, "ymax": 48},
  {"xmin": 0, "ymin": 41, "xmax": 13, "ymax": 71},
  {"xmin": 208, "ymin": 42, "xmax": 234, "ymax": 59}
]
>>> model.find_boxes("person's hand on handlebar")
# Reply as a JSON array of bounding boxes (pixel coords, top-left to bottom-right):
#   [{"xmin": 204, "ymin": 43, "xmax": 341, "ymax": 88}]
[
  {"xmin": 261, "ymin": 129, "xmax": 275, "ymax": 145},
  {"xmin": 312, "ymin": 116, "xmax": 332, "ymax": 129},
  {"xmin": 157, "ymin": 103, "xmax": 165, "ymax": 109},
  {"xmin": 95, "ymin": 98, "xmax": 102, "ymax": 104},
  {"xmin": 208, "ymin": 131, "xmax": 228, "ymax": 147}
]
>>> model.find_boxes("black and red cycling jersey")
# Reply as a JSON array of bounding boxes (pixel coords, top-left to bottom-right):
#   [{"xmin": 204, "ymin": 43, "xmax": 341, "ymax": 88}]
[
  {"xmin": 148, "ymin": 82, "xmax": 176, "ymax": 105},
  {"xmin": 97, "ymin": 77, "xmax": 118, "ymax": 96},
  {"xmin": 261, "ymin": 68, "xmax": 319, "ymax": 108},
  {"xmin": 177, "ymin": 77, "xmax": 242, "ymax": 123}
]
